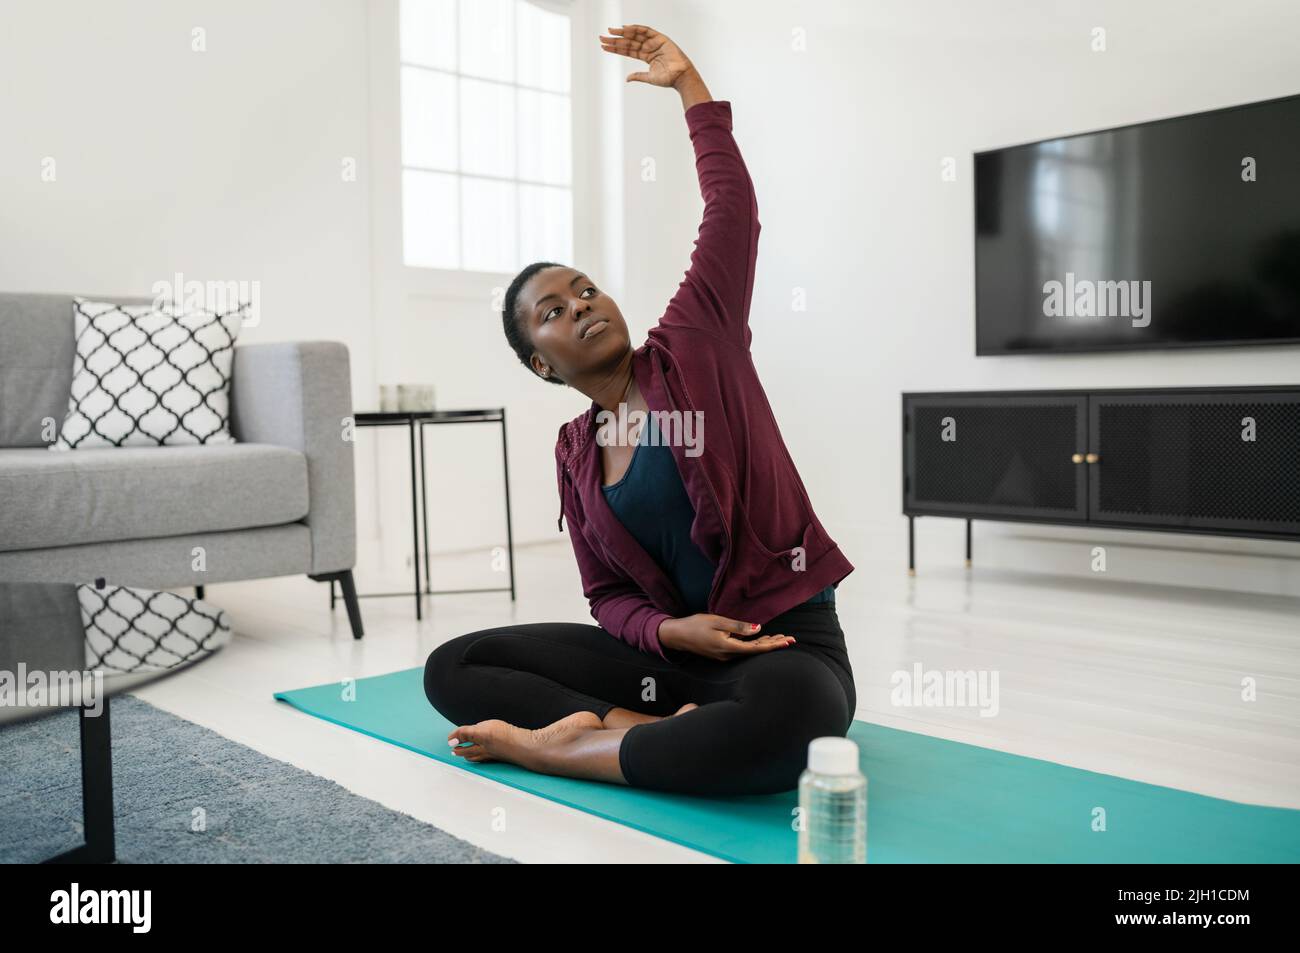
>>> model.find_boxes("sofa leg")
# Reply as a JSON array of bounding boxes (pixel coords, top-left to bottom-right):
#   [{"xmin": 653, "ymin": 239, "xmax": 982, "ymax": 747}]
[
  {"xmin": 309, "ymin": 571, "xmax": 365, "ymax": 640},
  {"xmin": 337, "ymin": 570, "xmax": 364, "ymax": 640}
]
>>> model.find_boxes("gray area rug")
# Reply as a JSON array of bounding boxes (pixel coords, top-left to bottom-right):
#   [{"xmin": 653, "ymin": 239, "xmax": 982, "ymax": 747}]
[{"xmin": 0, "ymin": 694, "xmax": 516, "ymax": 863}]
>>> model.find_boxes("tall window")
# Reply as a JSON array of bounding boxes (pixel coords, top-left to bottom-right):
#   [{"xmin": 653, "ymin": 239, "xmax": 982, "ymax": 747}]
[{"xmin": 399, "ymin": 0, "xmax": 573, "ymax": 273}]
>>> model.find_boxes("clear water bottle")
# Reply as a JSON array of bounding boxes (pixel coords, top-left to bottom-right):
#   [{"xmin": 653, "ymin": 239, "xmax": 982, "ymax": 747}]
[{"xmin": 798, "ymin": 737, "xmax": 867, "ymax": 864}]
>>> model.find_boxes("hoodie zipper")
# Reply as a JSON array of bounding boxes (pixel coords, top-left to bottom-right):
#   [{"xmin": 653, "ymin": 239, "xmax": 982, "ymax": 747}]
[
  {"xmin": 564, "ymin": 430, "xmax": 697, "ymax": 619},
  {"xmin": 660, "ymin": 351, "xmax": 733, "ymax": 609},
  {"xmin": 557, "ymin": 454, "xmax": 569, "ymax": 531},
  {"xmin": 561, "ymin": 456, "xmax": 641, "ymax": 591},
  {"xmin": 560, "ymin": 354, "xmax": 731, "ymax": 614}
]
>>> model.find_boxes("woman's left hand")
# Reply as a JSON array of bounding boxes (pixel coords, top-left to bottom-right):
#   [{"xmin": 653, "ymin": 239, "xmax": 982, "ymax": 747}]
[{"xmin": 599, "ymin": 24, "xmax": 696, "ymax": 88}]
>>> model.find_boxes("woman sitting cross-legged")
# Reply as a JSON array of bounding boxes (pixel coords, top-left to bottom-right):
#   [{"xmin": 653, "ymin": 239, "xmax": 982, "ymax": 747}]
[{"xmin": 424, "ymin": 24, "xmax": 856, "ymax": 797}]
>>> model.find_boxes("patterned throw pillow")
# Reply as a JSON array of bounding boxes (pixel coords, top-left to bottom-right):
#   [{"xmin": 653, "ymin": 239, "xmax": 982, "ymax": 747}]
[
  {"xmin": 51, "ymin": 297, "xmax": 245, "ymax": 449},
  {"xmin": 78, "ymin": 583, "xmax": 231, "ymax": 674}
]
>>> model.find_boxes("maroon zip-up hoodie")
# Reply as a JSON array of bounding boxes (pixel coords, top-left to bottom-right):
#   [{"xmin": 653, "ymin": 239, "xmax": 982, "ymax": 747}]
[{"xmin": 554, "ymin": 98, "xmax": 854, "ymax": 660}]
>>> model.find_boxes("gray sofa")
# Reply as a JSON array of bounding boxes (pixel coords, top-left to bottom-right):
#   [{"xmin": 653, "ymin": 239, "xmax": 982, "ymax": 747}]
[{"xmin": 0, "ymin": 292, "xmax": 364, "ymax": 637}]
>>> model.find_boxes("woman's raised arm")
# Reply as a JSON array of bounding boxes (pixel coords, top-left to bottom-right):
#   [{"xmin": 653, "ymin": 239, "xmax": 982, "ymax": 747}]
[{"xmin": 600, "ymin": 25, "xmax": 761, "ymax": 351}]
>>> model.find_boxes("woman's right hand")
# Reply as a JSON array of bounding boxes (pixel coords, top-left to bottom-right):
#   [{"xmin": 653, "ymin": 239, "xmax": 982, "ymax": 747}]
[
  {"xmin": 599, "ymin": 24, "xmax": 696, "ymax": 89},
  {"xmin": 658, "ymin": 614, "xmax": 795, "ymax": 661}
]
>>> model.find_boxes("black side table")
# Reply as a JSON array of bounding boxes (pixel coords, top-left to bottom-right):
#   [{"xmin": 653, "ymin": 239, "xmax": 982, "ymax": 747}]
[{"xmin": 343, "ymin": 408, "xmax": 516, "ymax": 620}]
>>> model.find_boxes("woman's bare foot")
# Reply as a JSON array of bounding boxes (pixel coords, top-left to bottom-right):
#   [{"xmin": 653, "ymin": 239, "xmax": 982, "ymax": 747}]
[
  {"xmin": 447, "ymin": 710, "xmax": 603, "ymax": 771},
  {"xmin": 601, "ymin": 702, "xmax": 698, "ymax": 729}
]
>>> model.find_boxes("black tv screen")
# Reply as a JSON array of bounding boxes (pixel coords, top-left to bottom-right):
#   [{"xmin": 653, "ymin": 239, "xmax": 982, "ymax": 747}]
[{"xmin": 975, "ymin": 94, "xmax": 1300, "ymax": 354}]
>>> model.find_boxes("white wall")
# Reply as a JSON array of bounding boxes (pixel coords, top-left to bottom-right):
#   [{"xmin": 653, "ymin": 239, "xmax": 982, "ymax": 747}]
[
  {"xmin": 0, "ymin": 0, "xmax": 373, "ymax": 382},
  {"xmin": 0, "ymin": 0, "xmax": 382, "ymax": 553},
  {"xmin": 617, "ymin": 0, "xmax": 1300, "ymax": 596}
]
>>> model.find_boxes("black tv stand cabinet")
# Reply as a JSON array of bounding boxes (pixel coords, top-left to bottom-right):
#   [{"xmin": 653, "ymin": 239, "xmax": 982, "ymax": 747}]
[{"xmin": 902, "ymin": 386, "xmax": 1300, "ymax": 573}]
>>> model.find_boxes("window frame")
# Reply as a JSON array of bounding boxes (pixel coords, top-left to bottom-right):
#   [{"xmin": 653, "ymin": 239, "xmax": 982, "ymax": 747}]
[{"xmin": 396, "ymin": 0, "xmax": 578, "ymax": 279}]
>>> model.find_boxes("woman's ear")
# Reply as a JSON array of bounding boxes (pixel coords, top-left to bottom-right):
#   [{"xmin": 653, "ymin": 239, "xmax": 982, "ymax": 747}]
[{"xmin": 531, "ymin": 352, "xmax": 550, "ymax": 380}]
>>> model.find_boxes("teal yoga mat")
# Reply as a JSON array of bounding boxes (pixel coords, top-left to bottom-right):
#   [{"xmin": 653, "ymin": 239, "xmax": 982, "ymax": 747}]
[{"xmin": 275, "ymin": 667, "xmax": 1300, "ymax": 864}]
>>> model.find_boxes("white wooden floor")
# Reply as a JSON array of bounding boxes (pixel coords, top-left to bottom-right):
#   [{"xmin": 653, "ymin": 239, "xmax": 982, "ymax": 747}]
[{"xmin": 133, "ymin": 538, "xmax": 1300, "ymax": 863}]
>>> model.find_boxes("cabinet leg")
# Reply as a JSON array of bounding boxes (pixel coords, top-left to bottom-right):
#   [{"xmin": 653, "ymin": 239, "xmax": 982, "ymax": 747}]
[
  {"xmin": 907, "ymin": 516, "xmax": 916, "ymax": 576},
  {"xmin": 965, "ymin": 518, "xmax": 972, "ymax": 569}
]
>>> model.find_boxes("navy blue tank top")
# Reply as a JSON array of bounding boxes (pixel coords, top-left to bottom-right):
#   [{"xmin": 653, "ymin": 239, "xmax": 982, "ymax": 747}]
[{"xmin": 601, "ymin": 413, "xmax": 834, "ymax": 615}]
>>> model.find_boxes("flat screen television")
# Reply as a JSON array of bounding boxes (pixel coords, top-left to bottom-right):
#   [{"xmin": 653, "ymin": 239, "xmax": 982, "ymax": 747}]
[{"xmin": 975, "ymin": 93, "xmax": 1300, "ymax": 355}]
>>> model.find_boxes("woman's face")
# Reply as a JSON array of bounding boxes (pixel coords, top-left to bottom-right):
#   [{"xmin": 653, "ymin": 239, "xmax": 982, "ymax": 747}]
[{"xmin": 519, "ymin": 266, "xmax": 630, "ymax": 385}]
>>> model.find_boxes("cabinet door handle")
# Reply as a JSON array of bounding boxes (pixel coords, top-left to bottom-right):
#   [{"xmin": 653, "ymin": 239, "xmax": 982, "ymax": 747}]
[
  {"xmin": 1085, "ymin": 452, "xmax": 1100, "ymax": 464},
  {"xmin": 1071, "ymin": 453, "xmax": 1084, "ymax": 464}
]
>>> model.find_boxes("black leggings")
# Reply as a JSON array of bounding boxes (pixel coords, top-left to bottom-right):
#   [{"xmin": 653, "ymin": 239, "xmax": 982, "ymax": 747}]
[{"xmin": 423, "ymin": 601, "xmax": 856, "ymax": 796}]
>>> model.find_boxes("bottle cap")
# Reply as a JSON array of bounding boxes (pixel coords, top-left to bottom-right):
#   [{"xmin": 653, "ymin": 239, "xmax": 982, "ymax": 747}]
[{"xmin": 808, "ymin": 736, "xmax": 859, "ymax": 775}]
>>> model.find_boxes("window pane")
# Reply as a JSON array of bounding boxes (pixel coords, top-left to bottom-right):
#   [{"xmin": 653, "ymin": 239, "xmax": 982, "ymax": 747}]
[
  {"xmin": 458, "ymin": 0, "xmax": 513, "ymax": 83},
  {"xmin": 461, "ymin": 177, "xmax": 517, "ymax": 272},
  {"xmin": 403, "ymin": 170, "xmax": 459, "ymax": 268},
  {"xmin": 460, "ymin": 77, "xmax": 515, "ymax": 178},
  {"xmin": 400, "ymin": 0, "xmax": 456, "ymax": 70},
  {"xmin": 517, "ymin": 1, "xmax": 570, "ymax": 93},
  {"xmin": 517, "ymin": 89, "xmax": 570, "ymax": 186},
  {"xmin": 401, "ymin": 66, "xmax": 457, "ymax": 170},
  {"xmin": 519, "ymin": 184, "xmax": 572, "ymax": 265}
]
